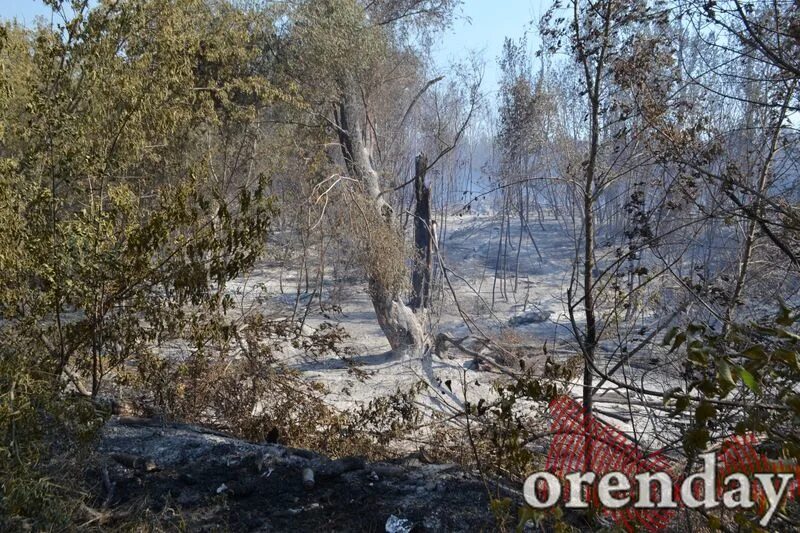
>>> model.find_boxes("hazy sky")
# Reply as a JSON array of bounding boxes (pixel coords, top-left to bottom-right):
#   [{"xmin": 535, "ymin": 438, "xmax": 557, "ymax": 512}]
[
  {"xmin": 432, "ymin": 1, "xmax": 547, "ymax": 94},
  {"xmin": 0, "ymin": 0, "xmax": 550, "ymax": 95}
]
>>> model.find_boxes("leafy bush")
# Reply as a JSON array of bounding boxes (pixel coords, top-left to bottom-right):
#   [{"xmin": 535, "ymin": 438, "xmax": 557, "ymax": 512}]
[{"xmin": 0, "ymin": 1, "xmax": 280, "ymax": 524}]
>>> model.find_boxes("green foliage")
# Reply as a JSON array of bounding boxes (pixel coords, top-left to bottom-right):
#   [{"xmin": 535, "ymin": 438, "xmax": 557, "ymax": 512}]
[
  {"xmin": 659, "ymin": 309, "xmax": 800, "ymax": 529},
  {"xmin": 0, "ymin": 0, "xmax": 285, "ymax": 524},
  {"xmin": 663, "ymin": 305, "xmax": 800, "ymax": 521},
  {"xmin": 286, "ymin": 0, "xmax": 389, "ymax": 100}
]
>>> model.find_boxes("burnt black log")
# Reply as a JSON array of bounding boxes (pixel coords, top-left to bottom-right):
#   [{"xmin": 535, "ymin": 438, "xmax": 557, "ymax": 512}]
[{"xmin": 410, "ymin": 153, "xmax": 433, "ymax": 311}]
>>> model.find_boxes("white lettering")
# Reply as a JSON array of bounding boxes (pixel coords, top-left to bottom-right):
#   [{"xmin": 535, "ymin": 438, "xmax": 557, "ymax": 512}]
[
  {"xmin": 680, "ymin": 453, "xmax": 719, "ymax": 509},
  {"xmin": 523, "ymin": 472, "xmax": 561, "ymax": 508},
  {"xmin": 755, "ymin": 473, "xmax": 794, "ymax": 526},
  {"xmin": 721, "ymin": 473, "xmax": 754, "ymax": 509},
  {"xmin": 634, "ymin": 471, "xmax": 677, "ymax": 508},
  {"xmin": 565, "ymin": 471, "xmax": 596, "ymax": 508},
  {"xmin": 597, "ymin": 472, "xmax": 630, "ymax": 509}
]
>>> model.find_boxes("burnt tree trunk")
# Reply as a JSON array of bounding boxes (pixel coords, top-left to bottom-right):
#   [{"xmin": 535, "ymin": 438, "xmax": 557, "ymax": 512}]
[
  {"xmin": 410, "ymin": 153, "xmax": 432, "ymax": 311},
  {"xmin": 334, "ymin": 83, "xmax": 425, "ymax": 358}
]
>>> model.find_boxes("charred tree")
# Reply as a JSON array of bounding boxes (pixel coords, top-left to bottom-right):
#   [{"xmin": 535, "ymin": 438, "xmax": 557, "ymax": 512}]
[
  {"xmin": 410, "ymin": 153, "xmax": 433, "ymax": 311},
  {"xmin": 334, "ymin": 82, "xmax": 425, "ymax": 358}
]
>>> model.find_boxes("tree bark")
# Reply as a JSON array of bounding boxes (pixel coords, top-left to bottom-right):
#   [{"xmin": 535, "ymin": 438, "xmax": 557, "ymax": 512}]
[
  {"xmin": 571, "ymin": 0, "xmax": 613, "ymax": 473},
  {"xmin": 410, "ymin": 153, "xmax": 432, "ymax": 310},
  {"xmin": 335, "ymin": 82, "xmax": 425, "ymax": 357}
]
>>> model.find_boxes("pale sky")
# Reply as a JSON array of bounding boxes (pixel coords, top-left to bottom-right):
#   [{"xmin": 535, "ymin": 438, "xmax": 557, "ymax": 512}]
[
  {"xmin": 0, "ymin": 0, "xmax": 550, "ymax": 95},
  {"xmin": 432, "ymin": 0, "xmax": 548, "ymax": 94}
]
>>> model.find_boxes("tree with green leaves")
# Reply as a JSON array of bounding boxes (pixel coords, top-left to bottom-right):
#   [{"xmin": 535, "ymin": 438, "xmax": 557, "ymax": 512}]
[{"xmin": 0, "ymin": 0, "xmax": 281, "ymax": 523}]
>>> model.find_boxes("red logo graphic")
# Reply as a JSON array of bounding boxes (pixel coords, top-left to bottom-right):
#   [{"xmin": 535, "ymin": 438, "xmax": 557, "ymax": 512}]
[{"xmin": 543, "ymin": 396, "xmax": 800, "ymax": 532}]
